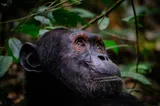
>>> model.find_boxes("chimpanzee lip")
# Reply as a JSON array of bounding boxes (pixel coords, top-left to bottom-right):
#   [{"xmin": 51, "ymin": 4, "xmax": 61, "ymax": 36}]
[{"xmin": 93, "ymin": 76, "xmax": 122, "ymax": 82}]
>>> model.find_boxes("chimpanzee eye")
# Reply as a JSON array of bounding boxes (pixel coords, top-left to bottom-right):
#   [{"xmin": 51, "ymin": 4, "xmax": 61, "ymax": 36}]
[
  {"xmin": 75, "ymin": 38, "xmax": 85, "ymax": 47},
  {"xmin": 96, "ymin": 43, "xmax": 103, "ymax": 50}
]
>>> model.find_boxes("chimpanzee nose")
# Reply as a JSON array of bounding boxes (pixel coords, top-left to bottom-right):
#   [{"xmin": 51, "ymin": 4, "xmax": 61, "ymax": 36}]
[{"xmin": 97, "ymin": 54, "xmax": 108, "ymax": 61}]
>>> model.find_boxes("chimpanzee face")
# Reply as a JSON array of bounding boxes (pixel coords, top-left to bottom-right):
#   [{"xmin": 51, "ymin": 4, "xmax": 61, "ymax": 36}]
[
  {"xmin": 58, "ymin": 29, "xmax": 123, "ymax": 98},
  {"xmin": 20, "ymin": 28, "xmax": 123, "ymax": 99}
]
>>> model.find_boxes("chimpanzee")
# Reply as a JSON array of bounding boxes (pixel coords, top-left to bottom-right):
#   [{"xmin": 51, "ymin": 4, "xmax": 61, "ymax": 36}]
[{"xmin": 19, "ymin": 28, "xmax": 145, "ymax": 106}]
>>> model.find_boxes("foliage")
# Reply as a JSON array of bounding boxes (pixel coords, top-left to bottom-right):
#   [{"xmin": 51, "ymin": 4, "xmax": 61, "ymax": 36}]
[
  {"xmin": 98, "ymin": 17, "xmax": 110, "ymax": 31},
  {"xmin": 104, "ymin": 40, "xmax": 118, "ymax": 55},
  {"xmin": 121, "ymin": 62, "xmax": 153, "ymax": 85},
  {"xmin": 8, "ymin": 38, "xmax": 23, "ymax": 59},
  {"xmin": 0, "ymin": 56, "xmax": 13, "ymax": 78}
]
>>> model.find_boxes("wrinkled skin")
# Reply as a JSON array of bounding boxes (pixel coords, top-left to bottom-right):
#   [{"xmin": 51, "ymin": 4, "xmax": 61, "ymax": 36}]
[
  {"xmin": 58, "ymin": 30, "xmax": 123, "ymax": 98},
  {"xmin": 19, "ymin": 28, "xmax": 144, "ymax": 106}
]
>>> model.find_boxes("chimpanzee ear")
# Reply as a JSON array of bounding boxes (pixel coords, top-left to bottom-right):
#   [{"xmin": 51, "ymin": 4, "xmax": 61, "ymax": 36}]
[{"xmin": 19, "ymin": 42, "xmax": 41, "ymax": 72}]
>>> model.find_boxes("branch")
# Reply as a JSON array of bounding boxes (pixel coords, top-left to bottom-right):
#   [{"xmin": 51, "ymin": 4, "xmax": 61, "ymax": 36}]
[
  {"xmin": 0, "ymin": 0, "xmax": 69, "ymax": 24},
  {"xmin": 79, "ymin": 0, "xmax": 126, "ymax": 30},
  {"xmin": 130, "ymin": 0, "xmax": 140, "ymax": 89}
]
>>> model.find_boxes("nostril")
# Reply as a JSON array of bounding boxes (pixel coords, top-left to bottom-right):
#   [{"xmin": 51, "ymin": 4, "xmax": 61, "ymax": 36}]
[
  {"xmin": 106, "ymin": 57, "xmax": 108, "ymax": 60},
  {"xmin": 98, "ymin": 55, "xmax": 105, "ymax": 60}
]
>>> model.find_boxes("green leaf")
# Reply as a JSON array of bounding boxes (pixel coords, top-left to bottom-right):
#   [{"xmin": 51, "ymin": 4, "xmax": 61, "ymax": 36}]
[
  {"xmin": 121, "ymin": 71, "xmax": 151, "ymax": 85},
  {"xmin": 71, "ymin": 8, "xmax": 95, "ymax": 18},
  {"xmin": 122, "ymin": 15, "xmax": 143, "ymax": 28},
  {"xmin": 37, "ymin": 6, "xmax": 47, "ymax": 13},
  {"xmin": 53, "ymin": 9, "xmax": 87, "ymax": 27},
  {"xmin": 98, "ymin": 17, "xmax": 110, "ymax": 30},
  {"xmin": 103, "ymin": 40, "xmax": 118, "ymax": 54},
  {"xmin": 39, "ymin": 29, "xmax": 49, "ymax": 36},
  {"xmin": 122, "ymin": 16, "xmax": 135, "ymax": 23},
  {"xmin": 135, "ymin": 6, "xmax": 149, "ymax": 14},
  {"xmin": 15, "ymin": 19, "xmax": 40, "ymax": 38},
  {"xmin": 102, "ymin": 0, "xmax": 114, "ymax": 8},
  {"xmin": 8, "ymin": 38, "xmax": 23, "ymax": 59},
  {"xmin": 34, "ymin": 16, "xmax": 52, "ymax": 25},
  {"xmin": 0, "ymin": 56, "xmax": 13, "ymax": 78},
  {"xmin": 129, "ymin": 63, "xmax": 152, "ymax": 75},
  {"xmin": 138, "ymin": 23, "xmax": 143, "ymax": 28},
  {"xmin": 47, "ymin": 12, "xmax": 56, "ymax": 23}
]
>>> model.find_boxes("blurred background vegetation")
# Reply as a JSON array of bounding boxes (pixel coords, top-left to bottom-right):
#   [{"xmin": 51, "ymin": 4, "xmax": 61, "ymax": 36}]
[{"xmin": 0, "ymin": 0, "xmax": 160, "ymax": 106}]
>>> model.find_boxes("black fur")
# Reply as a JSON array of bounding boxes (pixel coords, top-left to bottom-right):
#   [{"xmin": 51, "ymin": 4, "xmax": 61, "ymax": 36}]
[{"xmin": 19, "ymin": 28, "xmax": 145, "ymax": 106}]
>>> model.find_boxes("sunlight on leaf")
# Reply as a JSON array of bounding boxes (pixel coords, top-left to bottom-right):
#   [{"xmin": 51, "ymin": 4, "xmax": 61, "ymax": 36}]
[
  {"xmin": 98, "ymin": 17, "xmax": 110, "ymax": 31},
  {"xmin": 71, "ymin": 8, "xmax": 95, "ymax": 18},
  {"xmin": 0, "ymin": 56, "xmax": 13, "ymax": 78},
  {"xmin": 39, "ymin": 29, "xmax": 49, "ymax": 36},
  {"xmin": 34, "ymin": 16, "xmax": 52, "ymax": 25},
  {"xmin": 104, "ymin": 40, "xmax": 118, "ymax": 54},
  {"xmin": 8, "ymin": 38, "xmax": 23, "ymax": 59},
  {"xmin": 37, "ymin": 6, "xmax": 47, "ymax": 13}
]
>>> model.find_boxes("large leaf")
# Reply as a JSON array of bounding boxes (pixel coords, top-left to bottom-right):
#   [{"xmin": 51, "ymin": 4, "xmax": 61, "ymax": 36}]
[
  {"xmin": 53, "ymin": 9, "xmax": 87, "ymax": 27},
  {"xmin": 98, "ymin": 17, "xmax": 110, "ymax": 31},
  {"xmin": 8, "ymin": 38, "xmax": 23, "ymax": 59},
  {"xmin": 39, "ymin": 29, "xmax": 49, "ymax": 36},
  {"xmin": 15, "ymin": 19, "xmax": 40, "ymax": 38},
  {"xmin": 104, "ymin": 40, "xmax": 118, "ymax": 54},
  {"xmin": 121, "ymin": 71, "xmax": 151, "ymax": 85},
  {"xmin": 0, "ymin": 56, "xmax": 13, "ymax": 78},
  {"xmin": 129, "ymin": 63, "xmax": 152, "ymax": 75},
  {"xmin": 37, "ymin": 6, "xmax": 47, "ymax": 13},
  {"xmin": 34, "ymin": 16, "xmax": 52, "ymax": 25},
  {"xmin": 71, "ymin": 8, "xmax": 95, "ymax": 18},
  {"xmin": 122, "ymin": 62, "xmax": 153, "ymax": 75}
]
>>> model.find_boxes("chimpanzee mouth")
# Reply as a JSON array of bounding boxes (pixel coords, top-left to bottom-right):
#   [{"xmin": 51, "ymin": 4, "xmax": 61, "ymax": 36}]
[{"xmin": 92, "ymin": 76, "xmax": 122, "ymax": 82}]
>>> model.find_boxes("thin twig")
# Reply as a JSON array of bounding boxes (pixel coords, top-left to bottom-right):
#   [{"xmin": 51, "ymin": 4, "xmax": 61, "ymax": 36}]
[
  {"xmin": 101, "ymin": 31, "xmax": 136, "ymax": 44},
  {"xmin": 47, "ymin": 0, "xmax": 58, "ymax": 9},
  {"xmin": 130, "ymin": 0, "xmax": 139, "ymax": 89},
  {"xmin": 79, "ymin": 0, "xmax": 125, "ymax": 30},
  {"xmin": 62, "ymin": 0, "xmax": 82, "ymax": 7},
  {"xmin": 0, "ymin": 0, "xmax": 69, "ymax": 24},
  {"xmin": 52, "ymin": 0, "xmax": 69, "ymax": 8},
  {"xmin": 106, "ymin": 44, "xmax": 129, "ymax": 50}
]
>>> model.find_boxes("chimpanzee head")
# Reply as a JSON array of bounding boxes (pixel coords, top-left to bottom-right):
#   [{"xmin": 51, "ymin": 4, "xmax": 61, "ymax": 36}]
[{"xmin": 19, "ymin": 28, "xmax": 123, "ymax": 99}]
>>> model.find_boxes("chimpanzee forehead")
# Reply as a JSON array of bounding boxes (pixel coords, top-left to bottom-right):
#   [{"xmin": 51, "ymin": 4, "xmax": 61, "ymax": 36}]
[{"xmin": 71, "ymin": 30, "xmax": 102, "ymax": 40}]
